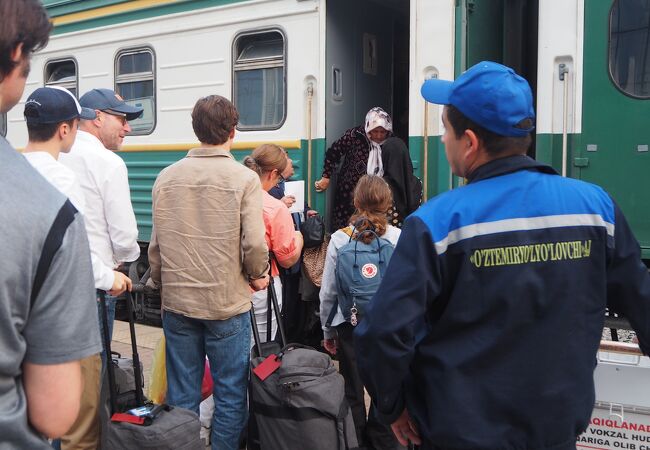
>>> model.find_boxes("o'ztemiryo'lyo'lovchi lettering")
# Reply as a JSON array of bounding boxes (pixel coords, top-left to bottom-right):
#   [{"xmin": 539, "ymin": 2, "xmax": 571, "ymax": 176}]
[{"xmin": 469, "ymin": 240, "xmax": 592, "ymax": 268}]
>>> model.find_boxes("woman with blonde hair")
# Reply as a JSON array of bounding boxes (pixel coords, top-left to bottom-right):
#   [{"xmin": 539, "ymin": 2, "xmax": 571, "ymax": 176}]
[
  {"xmin": 319, "ymin": 175, "xmax": 401, "ymax": 450},
  {"xmin": 243, "ymin": 144, "xmax": 303, "ymax": 342}
]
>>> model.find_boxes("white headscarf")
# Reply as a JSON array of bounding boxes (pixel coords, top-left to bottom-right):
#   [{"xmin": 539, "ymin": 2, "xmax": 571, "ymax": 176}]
[{"xmin": 364, "ymin": 107, "xmax": 393, "ymax": 176}]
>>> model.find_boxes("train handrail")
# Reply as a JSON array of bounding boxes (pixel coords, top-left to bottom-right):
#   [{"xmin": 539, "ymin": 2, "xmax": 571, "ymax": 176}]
[
  {"xmin": 306, "ymin": 83, "xmax": 314, "ymax": 207},
  {"xmin": 559, "ymin": 63, "xmax": 569, "ymax": 177},
  {"xmin": 599, "ymin": 340, "xmax": 644, "ymax": 356}
]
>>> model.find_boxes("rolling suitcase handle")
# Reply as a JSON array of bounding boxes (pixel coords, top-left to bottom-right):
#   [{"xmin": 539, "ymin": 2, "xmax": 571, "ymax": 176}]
[
  {"xmin": 100, "ymin": 290, "xmax": 145, "ymax": 416},
  {"xmin": 250, "ymin": 252, "xmax": 287, "ymax": 357},
  {"xmin": 99, "ymin": 290, "xmax": 118, "ymax": 415},
  {"xmin": 250, "ymin": 279, "xmax": 285, "ymax": 358},
  {"xmin": 124, "ymin": 290, "xmax": 145, "ymax": 406}
]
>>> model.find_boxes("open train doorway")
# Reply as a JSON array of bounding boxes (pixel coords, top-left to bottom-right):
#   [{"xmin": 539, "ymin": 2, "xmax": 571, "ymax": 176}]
[
  {"xmin": 324, "ymin": 0, "xmax": 410, "ymax": 228},
  {"xmin": 460, "ymin": 0, "xmax": 539, "ymax": 157}
]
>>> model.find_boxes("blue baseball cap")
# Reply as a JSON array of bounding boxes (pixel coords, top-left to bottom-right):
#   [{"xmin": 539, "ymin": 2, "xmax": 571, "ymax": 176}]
[
  {"xmin": 79, "ymin": 88, "xmax": 143, "ymax": 121},
  {"xmin": 24, "ymin": 86, "xmax": 96, "ymax": 124},
  {"xmin": 421, "ymin": 61, "xmax": 534, "ymax": 137}
]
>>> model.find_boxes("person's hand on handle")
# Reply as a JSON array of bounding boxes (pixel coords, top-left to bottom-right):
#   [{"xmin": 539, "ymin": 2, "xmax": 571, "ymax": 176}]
[
  {"xmin": 249, "ymin": 274, "xmax": 270, "ymax": 291},
  {"xmin": 109, "ymin": 271, "xmax": 132, "ymax": 296}
]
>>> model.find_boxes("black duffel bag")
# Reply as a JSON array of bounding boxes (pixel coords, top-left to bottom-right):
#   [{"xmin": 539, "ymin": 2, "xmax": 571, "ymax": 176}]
[{"xmin": 300, "ymin": 215, "xmax": 325, "ymax": 248}]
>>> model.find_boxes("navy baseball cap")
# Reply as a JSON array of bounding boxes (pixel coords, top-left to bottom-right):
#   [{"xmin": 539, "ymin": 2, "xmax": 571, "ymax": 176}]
[
  {"xmin": 79, "ymin": 88, "xmax": 144, "ymax": 121},
  {"xmin": 421, "ymin": 61, "xmax": 534, "ymax": 137},
  {"xmin": 24, "ymin": 86, "xmax": 96, "ymax": 124}
]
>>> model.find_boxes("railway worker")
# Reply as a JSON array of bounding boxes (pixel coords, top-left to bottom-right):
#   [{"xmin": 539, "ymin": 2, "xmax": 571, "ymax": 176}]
[
  {"xmin": 148, "ymin": 95, "xmax": 270, "ymax": 450},
  {"xmin": 0, "ymin": 0, "xmax": 102, "ymax": 447},
  {"xmin": 58, "ymin": 88, "xmax": 142, "ymax": 449},
  {"xmin": 354, "ymin": 61, "xmax": 650, "ymax": 450}
]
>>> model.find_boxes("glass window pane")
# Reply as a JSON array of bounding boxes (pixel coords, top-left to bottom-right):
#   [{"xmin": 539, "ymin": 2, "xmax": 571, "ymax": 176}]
[
  {"xmin": 236, "ymin": 67, "xmax": 284, "ymax": 127},
  {"xmin": 0, "ymin": 113, "xmax": 6, "ymax": 137},
  {"xmin": 610, "ymin": 0, "xmax": 650, "ymax": 97},
  {"xmin": 115, "ymin": 47, "xmax": 155, "ymax": 135},
  {"xmin": 45, "ymin": 59, "xmax": 77, "ymax": 94},
  {"xmin": 118, "ymin": 52, "xmax": 152, "ymax": 75},
  {"xmin": 117, "ymin": 80, "xmax": 154, "ymax": 134},
  {"xmin": 238, "ymin": 39, "xmax": 283, "ymax": 61}
]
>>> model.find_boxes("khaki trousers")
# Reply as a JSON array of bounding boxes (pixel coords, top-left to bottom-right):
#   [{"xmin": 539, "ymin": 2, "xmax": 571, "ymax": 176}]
[{"xmin": 61, "ymin": 353, "xmax": 101, "ymax": 450}]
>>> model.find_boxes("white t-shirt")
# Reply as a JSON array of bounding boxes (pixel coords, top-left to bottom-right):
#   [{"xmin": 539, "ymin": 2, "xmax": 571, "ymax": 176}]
[
  {"xmin": 24, "ymin": 150, "xmax": 116, "ymax": 290},
  {"xmin": 60, "ymin": 130, "xmax": 140, "ymax": 271},
  {"xmin": 23, "ymin": 151, "xmax": 86, "ymax": 212}
]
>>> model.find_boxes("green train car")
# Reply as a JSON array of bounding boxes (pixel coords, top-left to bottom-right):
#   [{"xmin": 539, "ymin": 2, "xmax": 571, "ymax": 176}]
[{"xmin": 3, "ymin": 0, "xmax": 648, "ymax": 264}]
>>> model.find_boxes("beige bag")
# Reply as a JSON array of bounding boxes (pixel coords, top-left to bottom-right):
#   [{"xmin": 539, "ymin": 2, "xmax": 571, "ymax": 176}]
[{"xmin": 301, "ymin": 234, "xmax": 330, "ymax": 287}]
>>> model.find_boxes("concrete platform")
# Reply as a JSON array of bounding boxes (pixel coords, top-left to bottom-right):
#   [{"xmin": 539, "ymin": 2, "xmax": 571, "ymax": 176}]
[{"xmin": 111, "ymin": 320, "xmax": 163, "ymax": 392}]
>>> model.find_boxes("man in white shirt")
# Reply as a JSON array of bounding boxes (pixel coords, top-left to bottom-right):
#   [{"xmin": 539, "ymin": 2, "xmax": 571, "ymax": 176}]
[
  {"xmin": 58, "ymin": 89, "xmax": 141, "ymax": 449},
  {"xmin": 60, "ymin": 88, "xmax": 142, "ymax": 341}
]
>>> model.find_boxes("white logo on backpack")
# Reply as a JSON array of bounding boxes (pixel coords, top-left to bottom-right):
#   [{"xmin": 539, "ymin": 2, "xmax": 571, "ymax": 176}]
[{"xmin": 361, "ymin": 263, "xmax": 378, "ymax": 279}]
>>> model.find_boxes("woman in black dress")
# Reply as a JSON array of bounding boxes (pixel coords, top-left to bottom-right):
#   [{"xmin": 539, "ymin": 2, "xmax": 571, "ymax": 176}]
[{"xmin": 315, "ymin": 107, "xmax": 393, "ymax": 231}]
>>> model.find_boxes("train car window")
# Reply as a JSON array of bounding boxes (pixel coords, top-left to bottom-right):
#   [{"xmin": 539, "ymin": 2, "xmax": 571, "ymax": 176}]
[
  {"xmin": 233, "ymin": 30, "xmax": 286, "ymax": 130},
  {"xmin": 45, "ymin": 58, "xmax": 78, "ymax": 97},
  {"xmin": 0, "ymin": 113, "xmax": 6, "ymax": 137},
  {"xmin": 115, "ymin": 47, "xmax": 155, "ymax": 135},
  {"xmin": 609, "ymin": 0, "xmax": 650, "ymax": 98}
]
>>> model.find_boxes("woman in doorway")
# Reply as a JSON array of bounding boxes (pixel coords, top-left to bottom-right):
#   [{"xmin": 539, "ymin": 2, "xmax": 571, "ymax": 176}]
[
  {"xmin": 243, "ymin": 144, "xmax": 304, "ymax": 342},
  {"xmin": 315, "ymin": 107, "xmax": 393, "ymax": 231}
]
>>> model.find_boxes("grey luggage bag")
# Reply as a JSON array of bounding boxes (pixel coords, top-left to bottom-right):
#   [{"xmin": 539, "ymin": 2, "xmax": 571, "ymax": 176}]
[
  {"xmin": 248, "ymin": 270, "xmax": 359, "ymax": 450},
  {"xmin": 99, "ymin": 290, "xmax": 202, "ymax": 450}
]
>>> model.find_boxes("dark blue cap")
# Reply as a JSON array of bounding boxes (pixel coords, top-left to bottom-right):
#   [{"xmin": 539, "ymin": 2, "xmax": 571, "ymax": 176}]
[
  {"xmin": 79, "ymin": 88, "xmax": 144, "ymax": 121},
  {"xmin": 24, "ymin": 87, "xmax": 96, "ymax": 124},
  {"xmin": 421, "ymin": 61, "xmax": 535, "ymax": 137}
]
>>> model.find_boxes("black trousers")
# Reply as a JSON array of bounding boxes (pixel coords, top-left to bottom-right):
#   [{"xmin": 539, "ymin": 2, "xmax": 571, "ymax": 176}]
[{"xmin": 336, "ymin": 323, "xmax": 404, "ymax": 450}]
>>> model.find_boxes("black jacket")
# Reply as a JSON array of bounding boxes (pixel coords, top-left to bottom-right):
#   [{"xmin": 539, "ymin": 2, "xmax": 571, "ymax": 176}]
[
  {"xmin": 381, "ymin": 137, "xmax": 422, "ymax": 222},
  {"xmin": 354, "ymin": 155, "xmax": 650, "ymax": 450}
]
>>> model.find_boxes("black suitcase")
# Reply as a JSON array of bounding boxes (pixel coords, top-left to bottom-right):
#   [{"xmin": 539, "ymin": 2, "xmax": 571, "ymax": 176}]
[
  {"xmin": 98, "ymin": 290, "xmax": 202, "ymax": 450},
  {"xmin": 247, "ymin": 276, "xmax": 358, "ymax": 450}
]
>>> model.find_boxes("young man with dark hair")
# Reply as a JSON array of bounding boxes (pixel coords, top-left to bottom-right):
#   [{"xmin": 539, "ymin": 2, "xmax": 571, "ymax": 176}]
[
  {"xmin": 148, "ymin": 94, "xmax": 269, "ymax": 450},
  {"xmin": 355, "ymin": 61, "xmax": 650, "ymax": 450},
  {"xmin": 0, "ymin": 1, "xmax": 102, "ymax": 447},
  {"xmin": 23, "ymin": 86, "xmax": 96, "ymax": 211}
]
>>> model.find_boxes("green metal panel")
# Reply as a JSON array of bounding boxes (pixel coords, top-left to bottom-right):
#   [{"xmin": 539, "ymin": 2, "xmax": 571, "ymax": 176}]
[
  {"xmin": 120, "ymin": 151, "xmax": 186, "ymax": 242},
  {"xmin": 305, "ymin": 138, "xmax": 328, "ymax": 215},
  {"xmin": 581, "ymin": 0, "xmax": 650, "ymax": 252},
  {"xmin": 409, "ymin": 135, "xmax": 451, "ymax": 200},
  {"xmin": 535, "ymin": 133, "xmax": 582, "ymax": 176},
  {"xmin": 120, "ymin": 142, "xmax": 313, "ymax": 243},
  {"xmin": 48, "ymin": 0, "xmax": 252, "ymax": 35}
]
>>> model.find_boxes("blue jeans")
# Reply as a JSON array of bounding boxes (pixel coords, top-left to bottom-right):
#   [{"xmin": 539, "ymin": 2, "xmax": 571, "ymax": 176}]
[
  {"xmin": 163, "ymin": 310, "xmax": 251, "ymax": 450},
  {"xmin": 97, "ymin": 293, "xmax": 117, "ymax": 362}
]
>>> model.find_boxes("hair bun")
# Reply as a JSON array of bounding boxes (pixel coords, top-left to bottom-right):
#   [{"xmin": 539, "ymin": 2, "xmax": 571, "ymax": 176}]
[{"xmin": 243, "ymin": 156, "xmax": 260, "ymax": 174}]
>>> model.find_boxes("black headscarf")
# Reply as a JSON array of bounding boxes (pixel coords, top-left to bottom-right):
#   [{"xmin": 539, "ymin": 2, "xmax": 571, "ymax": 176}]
[{"xmin": 381, "ymin": 137, "xmax": 422, "ymax": 221}]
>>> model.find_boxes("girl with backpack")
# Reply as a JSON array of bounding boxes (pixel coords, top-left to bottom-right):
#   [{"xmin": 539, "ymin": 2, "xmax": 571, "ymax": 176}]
[{"xmin": 319, "ymin": 175, "xmax": 402, "ymax": 450}]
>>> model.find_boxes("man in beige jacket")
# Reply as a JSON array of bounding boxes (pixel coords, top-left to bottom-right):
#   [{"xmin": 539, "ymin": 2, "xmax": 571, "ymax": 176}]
[{"xmin": 148, "ymin": 95, "xmax": 269, "ymax": 450}]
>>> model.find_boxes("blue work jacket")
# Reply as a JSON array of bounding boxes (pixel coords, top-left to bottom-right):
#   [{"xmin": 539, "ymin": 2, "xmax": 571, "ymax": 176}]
[{"xmin": 355, "ymin": 154, "xmax": 650, "ymax": 450}]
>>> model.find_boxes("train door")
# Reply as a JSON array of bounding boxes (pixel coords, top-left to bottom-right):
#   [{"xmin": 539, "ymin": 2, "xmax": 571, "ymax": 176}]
[
  {"xmin": 456, "ymin": 0, "xmax": 539, "ymax": 154},
  {"xmin": 324, "ymin": 0, "xmax": 410, "ymax": 227},
  {"xmin": 579, "ymin": 0, "xmax": 650, "ymax": 255}
]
